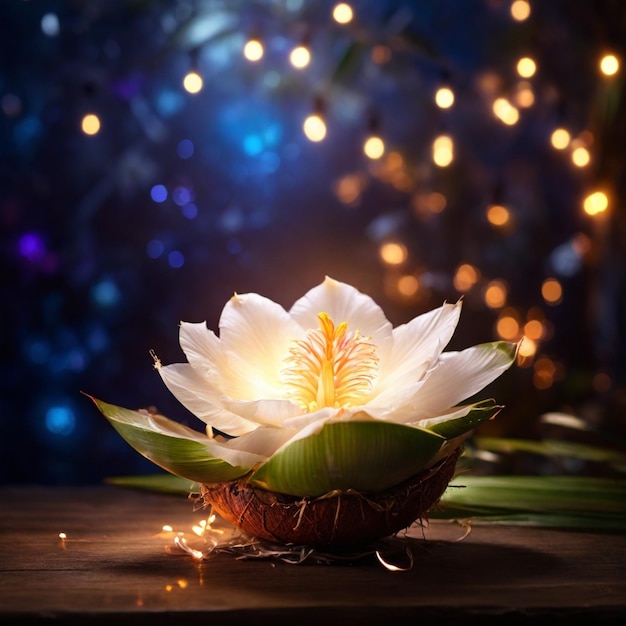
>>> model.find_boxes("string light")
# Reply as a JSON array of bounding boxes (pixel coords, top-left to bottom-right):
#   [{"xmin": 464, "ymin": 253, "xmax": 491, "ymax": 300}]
[
  {"xmin": 453, "ymin": 263, "xmax": 480, "ymax": 292},
  {"xmin": 290, "ymin": 45, "xmax": 311, "ymax": 69},
  {"xmin": 435, "ymin": 87, "xmax": 455, "ymax": 109},
  {"xmin": 397, "ymin": 274, "xmax": 419, "ymax": 297},
  {"xmin": 332, "ymin": 3, "xmax": 354, "ymax": 24},
  {"xmin": 493, "ymin": 98, "xmax": 519, "ymax": 125},
  {"xmin": 550, "ymin": 128, "xmax": 570, "ymax": 150},
  {"xmin": 379, "ymin": 242, "xmax": 408, "ymax": 265},
  {"xmin": 514, "ymin": 81, "xmax": 534, "ymax": 108},
  {"xmin": 496, "ymin": 310, "xmax": 521, "ymax": 340},
  {"xmin": 303, "ymin": 114, "xmax": 326, "ymax": 142},
  {"xmin": 432, "ymin": 134, "xmax": 453, "ymax": 166},
  {"xmin": 81, "ymin": 113, "xmax": 101, "ymax": 135},
  {"xmin": 510, "ymin": 0, "xmax": 531, "ymax": 22},
  {"xmin": 363, "ymin": 135, "xmax": 385, "ymax": 159},
  {"xmin": 484, "ymin": 280, "xmax": 508, "ymax": 308},
  {"xmin": 182, "ymin": 71, "xmax": 203, "ymax": 94},
  {"xmin": 516, "ymin": 57, "xmax": 536, "ymax": 78},
  {"xmin": 243, "ymin": 38, "xmax": 264, "ymax": 62},
  {"xmin": 571, "ymin": 144, "xmax": 590, "ymax": 168},
  {"xmin": 583, "ymin": 191, "xmax": 608, "ymax": 216},
  {"xmin": 599, "ymin": 54, "xmax": 619, "ymax": 76},
  {"xmin": 541, "ymin": 278, "xmax": 563, "ymax": 305},
  {"xmin": 524, "ymin": 319, "xmax": 544, "ymax": 340},
  {"xmin": 486, "ymin": 204, "xmax": 511, "ymax": 227}
]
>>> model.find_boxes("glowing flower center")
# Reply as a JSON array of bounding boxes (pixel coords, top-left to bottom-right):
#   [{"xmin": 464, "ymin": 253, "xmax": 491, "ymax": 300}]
[{"xmin": 282, "ymin": 313, "xmax": 379, "ymax": 411}]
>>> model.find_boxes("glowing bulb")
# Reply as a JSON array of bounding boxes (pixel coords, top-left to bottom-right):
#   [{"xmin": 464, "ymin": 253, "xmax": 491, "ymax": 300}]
[
  {"xmin": 600, "ymin": 54, "xmax": 619, "ymax": 76},
  {"xmin": 551, "ymin": 128, "xmax": 570, "ymax": 150},
  {"xmin": 81, "ymin": 113, "xmax": 100, "ymax": 135},
  {"xmin": 496, "ymin": 316, "xmax": 520, "ymax": 340},
  {"xmin": 453, "ymin": 263, "xmax": 480, "ymax": 292},
  {"xmin": 583, "ymin": 191, "xmax": 608, "ymax": 216},
  {"xmin": 435, "ymin": 87, "xmax": 455, "ymax": 108},
  {"xmin": 571, "ymin": 146, "xmax": 590, "ymax": 168},
  {"xmin": 243, "ymin": 38, "xmax": 264, "ymax": 62},
  {"xmin": 290, "ymin": 45, "xmax": 311, "ymax": 69},
  {"xmin": 541, "ymin": 278, "xmax": 563, "ymax": 305},
  {"xmin": 182, "ymin": 71, "xmax": 203, "ymax": 94},
  {"xmin": 484, "ymin": 280, "xmax": 508, "ymax": 309},
  {"xmin": 510, "ymin": 0, "xmax": 531, "ymax": 21},
  {"xmin": 493, "ymin": 98, "xmax": 519, "ymax": 125},
  {"xmin": 524, "ymin": 319, "xmax": 544, "ymax": 340},
  {"xmin": 363, "ymin": 135, "xmax": 385, "ymax": 159},
  {"xmin": 486, "ymin": 204, "xmax": 510, "ymax": 227},
  {"xmin": 514, "ymin": 82, "xmax": 534, "ymax": 108},
  {"xmin": 380, "ymin": 242, "xmax": 408, "ymax": 265},
  {"xmin": 397, "ymin": 274, "xmax": 419, "ymax": 296},
  {"xmin": 432, "ymin": 134, "xmax": 453, "ymax": 167},
  {"xmin": 333, "ymin": 3, "xmax": 353, "ymax": 24},
  {"xmin": 518, "ymin": 337, "xmax": 537, "ymax": 358},
  {"xmin": 516, "ymin": 57, "xmax": 536, "ymax": 78},
  {"xmin": 303, "ymin": 114, "xmax": 326, "ymax": 142}
]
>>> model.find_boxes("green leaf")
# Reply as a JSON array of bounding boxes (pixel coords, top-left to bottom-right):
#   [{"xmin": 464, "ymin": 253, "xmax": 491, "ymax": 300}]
[
  {"xmin": 424, "ymin": 399, "xmax": 502, "ymax": 439},
  {"xmin": 106, "ymin": 473, "xmax": 200, "ymax": 495},
  {"xmin": 475, "ymin": 437, "xmax": 626, "ymax": 470},
  {"xmin": 436, "ymin": 475, "xmax": 626, "ymax": 522},
  {"xmin": 88, "ymin": 395, "xmax": 250, "ymax": 484},
  {"xmin": 249, "ymin": 420, "xmax": 445, "ymax": 497}
]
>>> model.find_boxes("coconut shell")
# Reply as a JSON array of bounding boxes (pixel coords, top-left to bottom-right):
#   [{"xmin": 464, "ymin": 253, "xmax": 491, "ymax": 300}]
[{"xmin": 200, "ymin": 448, "xmax": 460, "ymax": 547}]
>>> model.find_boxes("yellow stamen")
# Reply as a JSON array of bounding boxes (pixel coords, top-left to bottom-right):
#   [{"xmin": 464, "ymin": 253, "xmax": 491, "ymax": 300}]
[{"xmin": 282, "ymin": 312, "xmax": 379, "ymax": 411}]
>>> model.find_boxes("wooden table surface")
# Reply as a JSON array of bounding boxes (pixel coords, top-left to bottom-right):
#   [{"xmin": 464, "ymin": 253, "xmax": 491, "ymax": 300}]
[{"xmin": 1, "ymin": 485, "xmax": 625, "ymax": 625}]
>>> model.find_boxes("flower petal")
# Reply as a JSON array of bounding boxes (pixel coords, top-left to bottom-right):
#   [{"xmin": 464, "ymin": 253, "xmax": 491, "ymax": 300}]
[
  {"xmin": 177, "ymin": 322, "xmax": 241, "ymax": 394},
  {"xmin": 218, "ymin": 292, "xmax": 304, "ymax": 398},
  {"xmin": 157, "ymin": 363, "xmax": 259, "ymax": 436},
  {"xmin": 401, "ymin": 341, "xmax": 519, "ymax": 420},
  {"xmin": 376, "ymin": 300, "xmax": 462, "ymax": 395},
  {"xmin": 223, "ymin": 425, "xmax": 297, "ymax": 459},
  {"xmin": 222, "ymin": 397, "xmax": 304, "ymax": 427},
  {"xmin": 289, "ymin": 276, "xmax": 393, "ymax": 357}
]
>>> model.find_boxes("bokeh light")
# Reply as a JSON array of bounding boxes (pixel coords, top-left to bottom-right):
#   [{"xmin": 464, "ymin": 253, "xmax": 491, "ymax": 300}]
[
  {"xmin": 243, "ymin": 38, "xmax": 264, "ymax": 61},
  {"xmin": 363, "ymin": 135, "xmax": 385, "ymax": 159},
  {"xmin": 332, "ymin": 3, "xmax": 354, "ymax": 24},
  {"xmin": 599, "ymin": 54, "xmax": 619, "ymax": 76},
  {"xmin": 183, "ymin": 71, "xmax": 203, "ymax": 94},
  {"xmin": 81, "ymin": 114, "xmax": 101, "ymax": 135},
  {"xmin": 303, "ymin": 114, "xmax": 326, "ymax": 141}
]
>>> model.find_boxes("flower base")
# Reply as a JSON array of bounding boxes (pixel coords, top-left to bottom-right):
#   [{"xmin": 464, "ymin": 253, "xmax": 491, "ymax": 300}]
[{"xmin": 199, "ymin": 448, "xmax": 461, "ymax": 547}]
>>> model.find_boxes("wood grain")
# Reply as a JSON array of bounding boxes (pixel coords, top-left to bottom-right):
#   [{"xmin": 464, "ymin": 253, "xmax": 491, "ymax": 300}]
[{"xmin": 0, "ymin": 485, "xmax": 624, "ymax": 624}]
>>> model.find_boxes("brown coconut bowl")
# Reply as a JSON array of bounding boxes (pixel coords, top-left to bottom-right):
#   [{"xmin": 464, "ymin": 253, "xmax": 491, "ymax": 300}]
[{"xmin": 199, "ymin": 448, "xmax": 461, "ymax": 548}]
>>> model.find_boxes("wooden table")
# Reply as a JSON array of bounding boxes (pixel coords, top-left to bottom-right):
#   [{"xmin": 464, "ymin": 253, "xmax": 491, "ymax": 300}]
[{"xmin": 1, "ymin": 485, "xmax": 625, "ymax": 624}]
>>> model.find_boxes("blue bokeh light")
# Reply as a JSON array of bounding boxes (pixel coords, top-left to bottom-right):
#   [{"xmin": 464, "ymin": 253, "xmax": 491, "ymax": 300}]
[
  {"xmin": 45, "ymin": 406, "xmax": 76, "ymax": 436},
  {"xmin": 177, "ymin": 138, "xmax": 194, "ymax": 159},
  {"xmin": 146, "ymin": 239, "xmax": 165, "ymax": 258},
  {"xmin": 155, "ymin": 89, "xmax": 184, "ymax": 117},
  {"xmin": 150, "ymin": 184, "xmax": 168, "ymax": 203},
  {"xmin": 181, "ymin": 203, "xmax": 198, "ymax": 219},
  {"xmin": 168, "ymin": 250, "xmax": 185, "ymax": 268},
  {"xmin": 173, "ymin": 186, "xmax": 192, "ymax": 206},
  {"xmin": 91, "ymin": 279, "xmax": 121, "ymax": 307}
]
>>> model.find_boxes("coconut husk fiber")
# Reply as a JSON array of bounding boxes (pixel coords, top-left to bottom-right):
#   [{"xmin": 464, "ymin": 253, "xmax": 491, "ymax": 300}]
[{"xmin": 200, "ymin": 448, "xmax": 461, "ymax": 547}]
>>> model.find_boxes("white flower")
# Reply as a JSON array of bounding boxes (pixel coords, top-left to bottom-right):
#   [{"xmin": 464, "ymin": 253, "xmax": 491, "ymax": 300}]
[{"xmin": 92, "ymin": 276, "xmax": 518, "ymax": 498}]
